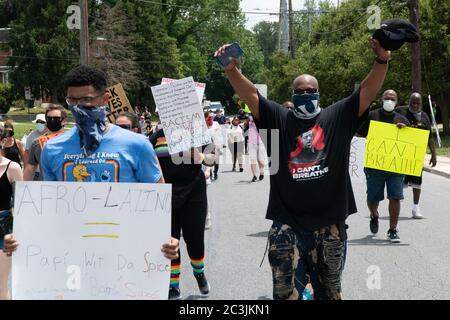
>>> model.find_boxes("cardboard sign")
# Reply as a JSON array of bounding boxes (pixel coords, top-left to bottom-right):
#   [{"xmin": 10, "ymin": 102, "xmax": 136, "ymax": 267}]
[
  {"xmin": 349, "ymin": 137, "xmax": 366, "ymax": 182},
  {"xmin": 364, "ymin": 121, "xmax": 429, "ymax": 176},
  {"xmin": 151, "ymin": 77, "xmax": 211, "ymax": 154},
  {"xmin": 161, "ymin": 78, "xmax": 206, "ymax": 104},
  {"xmin": 12, "ymin": 181, "xmax": 172, "ymax": 300},
  {"xmin": 106, "ymin": 84, "xmax": 134, "ymax": 123}
]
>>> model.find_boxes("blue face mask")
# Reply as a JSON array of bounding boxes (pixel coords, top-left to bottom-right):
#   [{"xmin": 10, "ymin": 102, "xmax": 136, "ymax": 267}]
[
  {"xmin": 292, "ymin": 93, "xmax": 321, "ymax": 119},
  {"xmin": 69, "ymin": 104, "xmax": 107, "ymax": 156}
]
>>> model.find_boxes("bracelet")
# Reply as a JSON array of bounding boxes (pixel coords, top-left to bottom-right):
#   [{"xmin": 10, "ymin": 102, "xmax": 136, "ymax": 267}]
[{"xmin": 375, "ymin": 56, "xmax": 389, "ymax": 64}]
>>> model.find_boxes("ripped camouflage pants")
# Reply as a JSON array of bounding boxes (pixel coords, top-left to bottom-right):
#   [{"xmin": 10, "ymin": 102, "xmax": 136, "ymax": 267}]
[{"xmin": 268, "ymin": 221, "xmax": 346, "ymax": 300}]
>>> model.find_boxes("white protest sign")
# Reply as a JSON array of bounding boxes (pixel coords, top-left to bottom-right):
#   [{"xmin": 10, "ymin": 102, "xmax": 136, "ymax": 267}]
[
  {"xmin": 12, "ymin": 181, "xmax": 172, "ymax": 300},
  {"xmin": 151, "ymin": 76, "xmax": 211, "ymax": 154},
  {"xmin": 255, "ymin": 84, "xmax": 268, "ymax": 99},
  {"xmin": 349, "ymin": 137, "xmax": 366, "ymax": 182},
  {"xmin": 161, "ymin": 78, "xmax": 206, "ymax": 104}
]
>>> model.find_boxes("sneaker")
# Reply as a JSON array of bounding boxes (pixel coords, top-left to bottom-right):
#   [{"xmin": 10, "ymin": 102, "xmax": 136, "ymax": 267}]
[
  {"xmin": 259, "ymin": 174, "xmax": 264, "ymax": 181},
  {"xmin": 206, "ymin": 177, "xmax": 211, "ymax": 185},
  {"xmin": 239, "ymin": 168, "xmax": 244, "ymax": 172},
  {"xmin": 412, "ymin": 207, "xmax": 423, "ymax": 219},
  {"xmin": 251, "ymin": 176, "xmax": 257, "ymax": 182},
  {"xmin": 194, "ymin": 272, "xmax": 210, "ymax": 295},
  {"xmin": 168, "ymin": 287, "xmax": 182, "ymax": 300},
  {"xmin": 387, "ymin": 228, "xmax": 401, "ymax": 243},
  {"xmin": 370, "ymin": 215, "xmax": 379, "ymax": 234},
  {"xmin": 214, "ymin": 173, "xmax": 218, "ymax": 181}
]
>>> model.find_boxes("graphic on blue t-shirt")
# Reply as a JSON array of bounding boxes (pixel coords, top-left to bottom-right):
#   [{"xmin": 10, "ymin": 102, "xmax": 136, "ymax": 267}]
[{"xmin": 64, "ymin": 160, "xmax": 118, "ymax": 182}]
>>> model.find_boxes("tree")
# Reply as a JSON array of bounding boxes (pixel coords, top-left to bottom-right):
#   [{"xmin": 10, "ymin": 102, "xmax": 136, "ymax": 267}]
[
  {"xmin": 7, "ymin": 1, "xmax": 79, "ymax": 102},
  {"xmin": 252, "ymin": 21, "xmax": 278, "ymax": 68},
  {"xmin": 92, "ymin": 1, "xmax": 140, "ymax": 91},
  {"xmin": 0, "ymin": 83, "xmax": 13, "ymax": 113}
]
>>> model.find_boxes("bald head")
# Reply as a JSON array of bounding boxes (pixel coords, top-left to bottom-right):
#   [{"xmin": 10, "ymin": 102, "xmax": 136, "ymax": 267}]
[
  {"xmin": 409, "ymin": 92, "xmax": 422, "ymax": 113},
  {"xmin": 292, "ymin": 74, "xmax": 319, "ymax": 92},
  {"xmin": 382, "ymin": 89, "xmax": 398, "ymax": 102}
]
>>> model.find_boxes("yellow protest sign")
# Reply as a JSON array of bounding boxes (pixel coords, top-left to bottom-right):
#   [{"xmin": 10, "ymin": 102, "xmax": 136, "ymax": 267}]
[
  {"xmin": 364, "ymin": 120, "xmax": 429, "ymax": 177},
  {"xmin": 106, "ymin": 83, "xmax": 135, "ymax": 123}
]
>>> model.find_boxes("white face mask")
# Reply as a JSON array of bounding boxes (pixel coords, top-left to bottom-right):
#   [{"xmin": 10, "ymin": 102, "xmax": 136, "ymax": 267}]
[
  {"xmin": 382, "ymin": 99, "xmax": 396, "ymax": 112},
  {"xmin": 36, "ymin": 123, "xmax": 46, "ymax": 132}
]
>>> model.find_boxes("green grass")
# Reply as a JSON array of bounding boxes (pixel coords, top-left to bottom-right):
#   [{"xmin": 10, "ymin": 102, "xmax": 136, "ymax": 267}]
[
  {"xmin": 7, "ymin": 107, "xmax": 47, "ymax": 116},
  {"xmin": 432, "ymin": 133, "xmax": 450, "ymax": 156}
]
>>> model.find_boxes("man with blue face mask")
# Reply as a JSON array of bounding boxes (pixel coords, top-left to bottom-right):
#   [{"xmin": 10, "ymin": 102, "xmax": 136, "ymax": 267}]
[
  {"xmin": 215, "ymin": 38, "xmax": 392, "ymax": 300},
  {"xmin": 357, "ymin": 89, "xmax": 409, "ymax": 243},
  {"xmin": 2, "ymin": 65, "xmax": 180, "ymax": 267}
]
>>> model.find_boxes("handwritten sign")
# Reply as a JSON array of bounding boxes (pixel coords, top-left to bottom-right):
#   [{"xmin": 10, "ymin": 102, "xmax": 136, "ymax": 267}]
[
  {"xmin": 151, "ymin": 77, "xmax": 211, "ymax": 154},
  {"xmin": 349, "ymin": 137, "xmax": 366, "ymax": 182},
  {"xmin": 161, "ymin": 78, "xmax": 206, "ymax": 103},
  {"xmin": 106, "ymin": 84, "xmax": 135, "ymax": 123},
  {"xmin": 364, "ymin": 121, "xmax": 429, "ymax": 177},
  {"xmin": 12, "ymin": 182, "xmax": 172, "ymax": 300}
]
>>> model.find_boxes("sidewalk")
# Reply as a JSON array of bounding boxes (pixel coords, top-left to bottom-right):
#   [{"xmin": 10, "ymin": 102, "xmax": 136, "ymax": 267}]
[{"xmin": 423, "ymin": 154, "xmax": 450, "ymax": 179}]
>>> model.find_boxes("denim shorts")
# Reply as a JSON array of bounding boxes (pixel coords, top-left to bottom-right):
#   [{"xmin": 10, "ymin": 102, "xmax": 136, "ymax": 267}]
[{"xmin": 364, "ymin": 168, "xmax": 404, "ymax": 202}]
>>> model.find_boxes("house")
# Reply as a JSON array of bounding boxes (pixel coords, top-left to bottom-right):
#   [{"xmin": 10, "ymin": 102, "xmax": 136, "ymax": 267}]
[{"xmin": 0, "ymin": 28, "xmax": 12, "ymax": 84}]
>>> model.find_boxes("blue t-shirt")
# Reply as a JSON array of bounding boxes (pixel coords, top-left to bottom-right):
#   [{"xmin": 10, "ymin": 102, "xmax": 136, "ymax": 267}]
[{"xmin": 41, "ymin": 125, "xmax": 162, "ymax": 183}]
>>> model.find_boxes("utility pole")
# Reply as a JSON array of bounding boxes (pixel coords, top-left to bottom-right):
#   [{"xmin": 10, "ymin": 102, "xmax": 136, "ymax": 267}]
[
  {"xmin": 409, "ymin": 0, "xmax": 421, "ymax": 93},
  {"xmin": 288, "ymin": 0, "xmax": 295, "ymax": 58},
  {"xmin": 80, "ymin": 0, "xmax": 89, "ymax": 65},
  {"xmin": 278, "ymin": 0, "xmax": 289, "ymax": 53}
]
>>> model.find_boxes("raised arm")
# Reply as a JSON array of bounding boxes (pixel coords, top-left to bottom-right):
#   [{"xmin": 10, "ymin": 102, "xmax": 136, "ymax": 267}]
[
  {"xmin": 359, "ymin": 39, "xmax": 392, "ymax": 117},
  {"xmin": 214, "ymin": 45, "xmax": 260, "ymax": 121}
]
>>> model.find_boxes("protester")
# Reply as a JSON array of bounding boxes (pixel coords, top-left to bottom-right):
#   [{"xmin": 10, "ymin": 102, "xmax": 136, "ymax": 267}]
[
  {"xmin": 23, "ymin": 113, "xmax": 47, "ymax": 167},
  {"xmin": 1, "ymin": 123, "xmax": 25, "ymax": 168},
  {"xmin": 150, "ymin": 127, "xmax": 217, "ymax": 300},
  {"xmin": 228, "ymin": 116, "xmax": 244, "ymax": 172},
  {"xmin": 396, "ymin": 92, "xmax": 437, "ymax": 219},
  {"xmin": 0, "ymin": 126, "xmax": 23, "ymax": 300},
  {"xmin": 206, "ymin": 111, "xmax": 223, "ymax": 181},
  {"xmin": 215, "ymin": 37, "xmax": 391, "ymax": 299},
  {"xmin": 212, "ymin": 109, "xmax": 225, "ymax": 125},
  {"xmin": 23, "ymin": 104, "xmax": 67, "ymax": 181},
  {"xmin": 3, "ymin": 65, "xmax": 179, "ymax": 272},
  {"xmin": 357, "ymin": 89, "xmax": 410, "ymax": 242},
  {"xmin": 248, "ymin": 115, "xmax": 267, "ymax": 182}
]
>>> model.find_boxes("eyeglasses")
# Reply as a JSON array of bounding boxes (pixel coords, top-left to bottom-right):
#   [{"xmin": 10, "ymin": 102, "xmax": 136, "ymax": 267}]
[
  {"xmin": 36, "ymin": 120, "xmax": 46, "ymax": 124},
  {"xmin": 46, "ymin": 116, "xmax": 62, "ymax": 121},
  {"xmin": 293, "ymin": 88, "xmax": 319, "ymax": 95},
  {"xmin": 117, "ymin": 124, "xmax": 132, "ymax": 130},
  {"xmin": 65, "ymin": 94, "xmax": 104, "ymax": 106}
]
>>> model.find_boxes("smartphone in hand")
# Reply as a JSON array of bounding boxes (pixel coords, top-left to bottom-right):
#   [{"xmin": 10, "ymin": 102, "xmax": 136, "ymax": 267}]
[{"xmin": 216, "ymin": 42, "xmax": 244, "ymax": 68}]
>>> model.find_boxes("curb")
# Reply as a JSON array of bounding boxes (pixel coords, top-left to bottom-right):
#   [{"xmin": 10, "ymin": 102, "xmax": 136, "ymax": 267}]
[{"xmin": 423, "ymin": 167, "xmax": 450, "ymax": 179}]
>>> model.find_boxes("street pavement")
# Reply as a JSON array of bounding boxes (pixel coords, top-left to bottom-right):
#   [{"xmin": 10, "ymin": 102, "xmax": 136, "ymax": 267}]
[{"xmin": 178, "ymin": 150, "xmax": 450, "ymax": 300}]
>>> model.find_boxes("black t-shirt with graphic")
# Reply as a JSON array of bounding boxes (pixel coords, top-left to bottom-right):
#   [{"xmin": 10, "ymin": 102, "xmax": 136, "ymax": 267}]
[
  {"xmin": 357, "ymin": 108, "xmax": 410, "ymax": 138},
  {"xmin": 255, "ymin": 90, "xmax": 368, "ymax": 232},
  {"xmin": 395, "ymin": 106, "xmax": 431, "ymax": 131}
]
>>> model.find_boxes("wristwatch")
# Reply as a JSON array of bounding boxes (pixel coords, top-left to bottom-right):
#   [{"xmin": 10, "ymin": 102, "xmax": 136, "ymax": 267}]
[{"xmin": 375, "ymin": 56, "xmax": 389, "ymax": 64}]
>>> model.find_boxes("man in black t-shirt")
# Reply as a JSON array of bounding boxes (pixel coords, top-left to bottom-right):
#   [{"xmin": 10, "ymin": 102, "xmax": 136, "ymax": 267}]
[
  {"xmin": 215, "ymin": 39, "xmax": 391, "ymax": 300},
  {"xmin": 396, "ymin": 92, "xmax": 437, "ymax": 219},
  {"xmin": 357, "ymin": 90, "xmax": 409, "ymax": 243}
]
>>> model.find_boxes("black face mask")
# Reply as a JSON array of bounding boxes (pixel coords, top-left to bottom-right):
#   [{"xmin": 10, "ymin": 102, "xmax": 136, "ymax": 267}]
[{"xmin": 46, "ymin": 118, "xmax": 63, "ymax": 132}]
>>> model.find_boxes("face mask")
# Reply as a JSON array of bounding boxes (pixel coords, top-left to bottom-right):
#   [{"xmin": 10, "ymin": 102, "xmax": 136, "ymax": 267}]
[
  {"xmin": 36, "ymin": 123, "xmax": 46, "ymax": 132},
  {"xmin": 46, "ymin": 119, "xmax": 63, "ymax": 132},
  {"xmin": 382, "ymin": 99, "xmax": 396, "ymax": 112},
  {"xmin": 69, "ymin": 104, "xmax": 107, "ymax": 156},
  {"xmin": 292, "ymin": 93, "xmax": 321, "ymax": 119}
]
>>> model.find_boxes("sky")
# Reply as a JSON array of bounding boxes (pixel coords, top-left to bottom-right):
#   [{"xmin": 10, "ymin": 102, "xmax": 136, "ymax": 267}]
[{"xmin": 240, "ymin": 0, "xmax": 339, "ymax": 30}]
